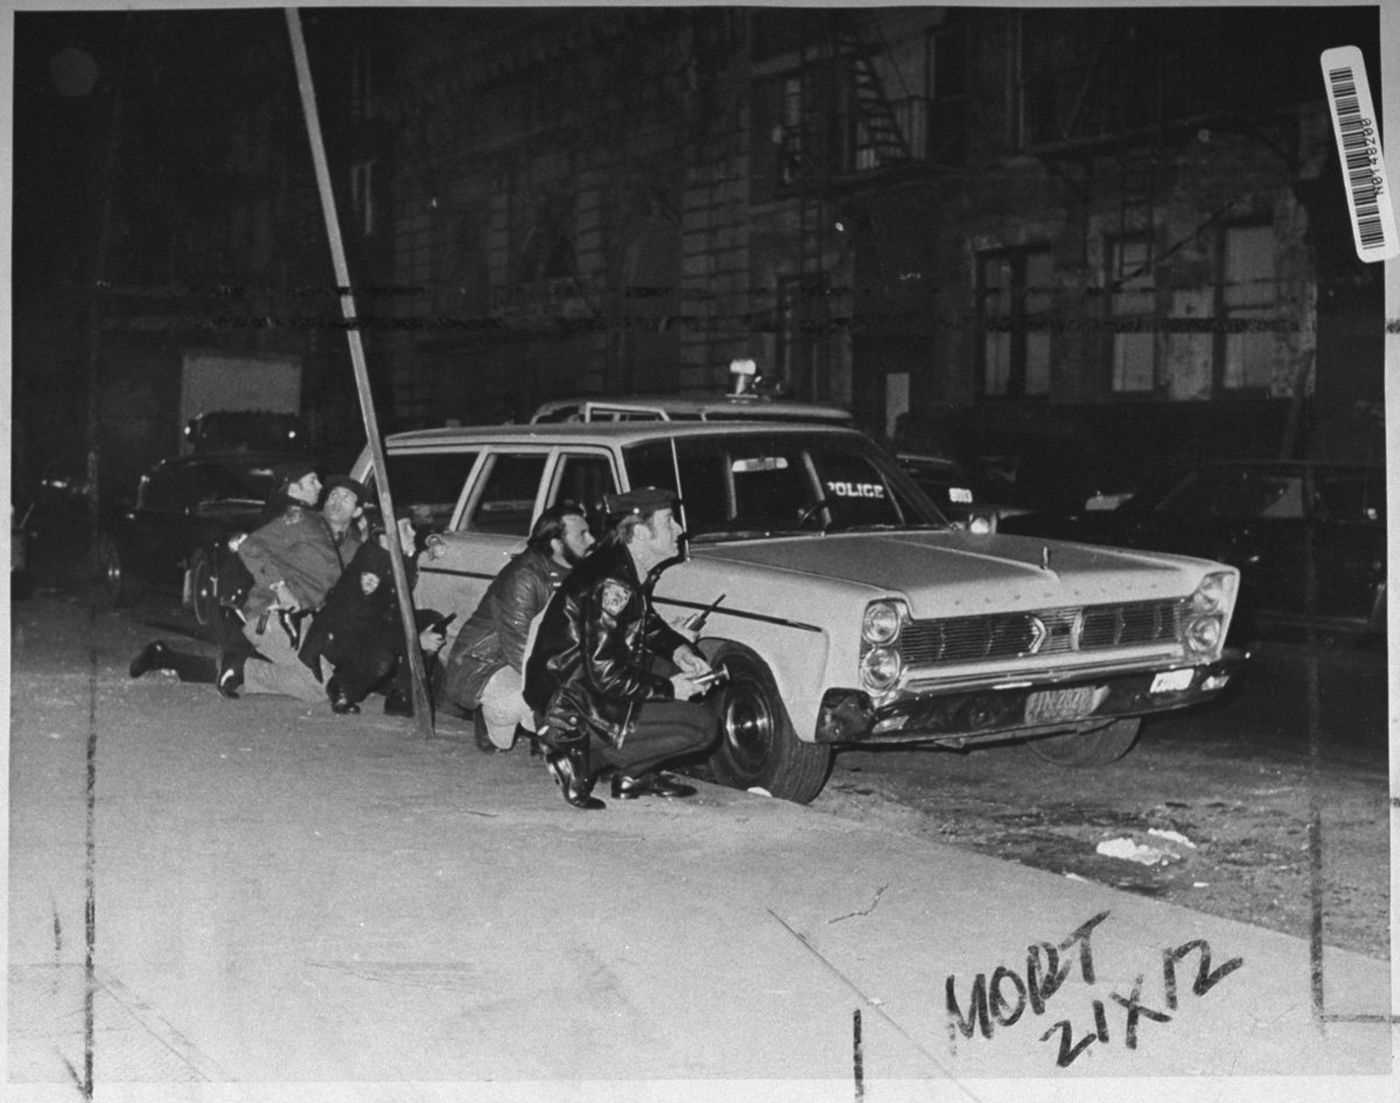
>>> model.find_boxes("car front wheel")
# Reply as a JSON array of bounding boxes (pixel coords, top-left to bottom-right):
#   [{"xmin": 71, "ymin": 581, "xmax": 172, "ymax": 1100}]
[
  {"xmin": 702, "ymin": 642, "xmax": 832, "ymax": 804},
  {"xmin": 188, "ymin": 547, "xmax": 218, "ymax": 627},
  {"xmin": 95, "ymin": 534, "xmax": 133, "ymax": 607},
  {"xmin": 1025, "ymin": 718, "xmax": 1141, "ymax": 767}
]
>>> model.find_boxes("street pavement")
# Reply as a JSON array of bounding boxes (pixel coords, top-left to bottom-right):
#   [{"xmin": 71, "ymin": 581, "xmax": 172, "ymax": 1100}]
[{"xmin": 5, "ymin": 595, "xmax": 1397, "ymax": 1103}]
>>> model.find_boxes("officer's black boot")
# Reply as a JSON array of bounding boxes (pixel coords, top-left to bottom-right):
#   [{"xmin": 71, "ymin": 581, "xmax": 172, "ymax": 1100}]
[
  {"xmin": 545, "ymin": 730, "xmax": 604, "ymax": 810},
  {"xmin": 216, "ymin": 651, "xmax": 246, "ymax": 698},
  {"xmin": 326, "ymin": 675, "xmax": 361, "ymax": 715}
]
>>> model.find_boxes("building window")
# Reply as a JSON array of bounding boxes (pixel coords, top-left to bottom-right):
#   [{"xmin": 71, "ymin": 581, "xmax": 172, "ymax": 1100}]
[
  {"xmin": 350, "ymin": 159, "xmax": 375, "ymax": 237},
  {"xmin": 781, "ymin": 74, "xmax": 805, "ymax": 185},
  {"xmin": 1107, "ymin": 236, "xmax": 1156, "ymax": 393},
  {"xmin": 350, "ymin": 46, "xmax": 374, "ymax": 122},
  {"xmin": 977, "ymin": 248, "xmax": 1052, "ymax": 397},
  {"xmin": 1217, "ymin": 224, "xmax": 1278, "ymax": 391},
  {"xmin": 925, "ymin": 20, "xmax": 968, "ymax": 161},
  {"xmin": 753, "ymin": 65, "xmax": 838, "ymax": 198}
]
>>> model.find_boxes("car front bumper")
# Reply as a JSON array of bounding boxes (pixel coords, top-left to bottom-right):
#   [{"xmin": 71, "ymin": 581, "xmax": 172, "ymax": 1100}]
[{"xmin": 813, "ymin": 648, "xmax": 1249, "ymax": 747}]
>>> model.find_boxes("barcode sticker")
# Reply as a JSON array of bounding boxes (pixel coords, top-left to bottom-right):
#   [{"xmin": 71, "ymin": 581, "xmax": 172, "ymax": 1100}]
[{"xmin": 1320, "ymin": 46, "xmax": 1397, "ymax": 262}]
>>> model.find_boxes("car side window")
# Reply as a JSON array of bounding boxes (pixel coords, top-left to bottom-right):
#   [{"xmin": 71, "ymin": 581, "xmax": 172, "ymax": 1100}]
[
  {"xmin": 1316, "ymin": 472, "xmax": 1383, "ymax": 524},
  {"xmin": 549, "ymin": 452, "xmax": 618, "ymax": 530},
  {"xmin": 463, "ymin": 452, "xmax": 548, "ymax": 536},
  {"xmin": 370, "ymin": 450, "xmax": 481, "ymax": 533}
]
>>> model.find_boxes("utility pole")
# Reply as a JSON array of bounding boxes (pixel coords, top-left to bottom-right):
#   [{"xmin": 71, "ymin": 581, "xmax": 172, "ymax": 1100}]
[
  {"xmin": 83, "ymin": 19, "xmax": 129, "ymax": 597},
  {"xmin": 286, "ymin": 8, "xmax": 435, "ymax": 737}
]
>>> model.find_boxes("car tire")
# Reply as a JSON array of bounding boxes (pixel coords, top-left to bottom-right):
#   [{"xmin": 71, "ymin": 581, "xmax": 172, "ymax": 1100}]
[
  {"xmin": 1025, "ymin": 718, "xmax": 1141, "ymax": 767},
  {"xmin": 95, "ymin": 533, "xmax": 134, "ymax": 608},
  {"xmin": 189, "ymin": 547, "xmax": 218, "ymax": 627},
  {"xmin": 702, "ymin": 642, "xmax": 832, "ymax": 804}
]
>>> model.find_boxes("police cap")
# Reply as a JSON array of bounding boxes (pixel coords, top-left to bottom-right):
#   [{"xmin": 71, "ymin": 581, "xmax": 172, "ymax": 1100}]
[
  {"xmin": 323, "ymin": 474, "xmax": 369, "ymax": 504},
  {"xmin": 603, "ymin": 486, "xmax": 678, "ymax": 519}
]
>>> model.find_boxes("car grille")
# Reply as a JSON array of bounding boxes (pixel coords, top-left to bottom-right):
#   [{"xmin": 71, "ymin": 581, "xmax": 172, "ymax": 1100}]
[{"xmin": 899, "ymin": 599, "xmax": 1185, "ymax": 666}]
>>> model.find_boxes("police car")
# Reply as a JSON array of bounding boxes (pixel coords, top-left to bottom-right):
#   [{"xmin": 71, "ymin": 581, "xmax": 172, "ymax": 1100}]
[{"xmin": 350, "ymin": 416, "xmax": 1245, "ymax": 804}]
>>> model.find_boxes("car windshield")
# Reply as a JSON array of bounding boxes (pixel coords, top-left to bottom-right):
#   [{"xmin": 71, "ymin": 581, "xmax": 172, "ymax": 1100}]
[
  {"xmin": 623, "ymin": 431, "xmax": 948, "ymax": 541},
  {"xmin": 1156, "ymin": 467, "xmax": 1306, "ymax": 521}
]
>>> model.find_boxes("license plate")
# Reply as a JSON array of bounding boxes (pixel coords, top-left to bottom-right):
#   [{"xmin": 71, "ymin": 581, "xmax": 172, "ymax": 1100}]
[
  {"xmin": 1025, "ymin": 686, "xmax": 1105, "ymax": 724},
  {"xmin": 1150, "ymin": 668, "xmax": 1194, "ymax": 693}
]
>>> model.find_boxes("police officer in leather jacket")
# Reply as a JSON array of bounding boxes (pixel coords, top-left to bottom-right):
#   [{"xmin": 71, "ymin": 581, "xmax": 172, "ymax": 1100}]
[
  {"xmin": 524, "ymin": 487, "xmax": 717, "ymax": 809},
  {"xmin": 441, "ymin": 501, "xmax": 596, "ymax": 751}
]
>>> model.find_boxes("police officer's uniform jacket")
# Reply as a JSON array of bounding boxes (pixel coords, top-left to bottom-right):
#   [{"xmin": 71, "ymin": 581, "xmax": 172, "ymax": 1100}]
[
  {"xmin": 524, "ymin": 540, "xmax": 693, "ymax": 744},
  {"xmin": 237, "ymin": 504, "xmax": 361, "ymax": 620}
]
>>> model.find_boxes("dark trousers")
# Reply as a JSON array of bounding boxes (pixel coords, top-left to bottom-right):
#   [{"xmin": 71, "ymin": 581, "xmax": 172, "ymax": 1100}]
[
  {"xmin": 328, "ymin": 633, "xmax": 442, "ymax": 706},
  {"xmin": 214, "ymin": 606, "xmax": 254, "ymax": 662},
  {"xmin": 587, "ymin": 699, "xmax": 717, "ymax": 778},
  {"xmin": 330, "ymin": 639, "xmax": 398, "ymax": 702}
]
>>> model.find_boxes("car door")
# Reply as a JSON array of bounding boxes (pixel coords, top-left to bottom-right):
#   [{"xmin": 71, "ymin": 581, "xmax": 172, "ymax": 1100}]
[
  {"xmin": 1311, "ymin": 467, "xmax": 1386, "ymax": 630},
  {"xmin": 364, "ymin": 446, "xmax": 483, "ymax": 624},
  {"xmin": 1237, "ymin": 468, "xmax": 1308, "ymax": 623},
  {"xmin": 125, "ymin": 462, "xmax": 197, "ymax": 589},
  {"xmin": 412, "ymin": 448, "xmax": 551, "ymax": 630},
  {"xmin": 414, "ymin": 445, "xmax": 620, "ymax": 631}
]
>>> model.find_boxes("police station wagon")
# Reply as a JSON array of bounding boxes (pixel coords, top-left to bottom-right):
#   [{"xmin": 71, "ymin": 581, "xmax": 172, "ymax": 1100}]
[{"xmin": 352, "ymin": 420, "xmax": 1245, "ymax": 804}]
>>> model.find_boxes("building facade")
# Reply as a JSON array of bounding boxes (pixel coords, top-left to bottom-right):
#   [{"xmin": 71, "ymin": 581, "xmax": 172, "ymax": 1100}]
[
  {"xmin": 27, "ymin": 6, "xmax": 1380, "ymax": 498},
  {"xmin": 344, "ymin": 6, "xmax": 1382, "ymax": 482}
]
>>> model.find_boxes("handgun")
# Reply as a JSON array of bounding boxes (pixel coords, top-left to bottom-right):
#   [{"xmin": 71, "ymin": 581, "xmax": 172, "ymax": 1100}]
[
  {"xmin": 432, "ymin": 612, "xmax": 457, "ymax": 633},
  {"xmin": 683, "ymin": 592, "xmax": 727, "ymax": 633}
]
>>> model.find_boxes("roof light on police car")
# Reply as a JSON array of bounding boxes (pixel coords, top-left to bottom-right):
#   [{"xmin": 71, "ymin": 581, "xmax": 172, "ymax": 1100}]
[{"xmin": 728, "ymin": 358, "xmax": 758, "ymax": 396}]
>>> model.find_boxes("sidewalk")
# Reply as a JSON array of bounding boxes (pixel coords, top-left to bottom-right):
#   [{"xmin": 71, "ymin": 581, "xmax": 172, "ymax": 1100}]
[{"xmin": 6, "ymin": 598, "xmax": 1397, "ymax": 1102}]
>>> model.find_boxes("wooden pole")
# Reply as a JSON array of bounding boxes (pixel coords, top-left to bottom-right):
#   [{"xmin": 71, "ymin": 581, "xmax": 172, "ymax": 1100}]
[
  {"xmin": 85, "ymin": 18, "xmax": 129, "ymax": 603},
  {"xmin": 285, "ymin": 9, "xmax": 434, "ymax": 737}
]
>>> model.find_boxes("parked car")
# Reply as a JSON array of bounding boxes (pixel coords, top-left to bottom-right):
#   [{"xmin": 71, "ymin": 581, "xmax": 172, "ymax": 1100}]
[
  {"xmin": 999, "ymin": 460, "xmax": 1386, "ymax": 641},
  {"xmin": 349, "ymin": 420, "xmax": 1245, "ymax": 803},
  {"xmin": 11, "ymin": 469, "xmax": 98, "ymax": 596},
  {"xmin": 968, "ymin": 436, "xmax": 1138, "ymax": 519},
  {"xmin": 893, "ymin": 450, "xmax": 1029, "ymax": 527},
  {"xmin": 97, "ymin": 451, "xmax": 305, "ymax": 621},
  {"xmin": 183, "ymin": 410, "xmax": 308, "ymax": 454}
]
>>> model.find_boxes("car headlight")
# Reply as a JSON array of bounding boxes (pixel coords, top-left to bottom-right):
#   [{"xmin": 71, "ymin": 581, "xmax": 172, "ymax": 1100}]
[
  {"xmin": 1190, "ymin": 570, "xmax": 1236, "ymax": 613},
  {"xmin": 1183, "ymin": 570, "xmax": 1237, "ymax": 656},
  {"xmin": 860, "ymin": 646, "xmax": 903, "ymax": 692},
  {"xmin": 1184, "ymin": 615, "xmax": 1222, "ymax": 652},
  {"xmin": 965, "ymin": 509, "xmax": 998, "ymax": 535},
  {"xmin": 862, "ymin": 599, "xmax": 905, "ymax": 645}
]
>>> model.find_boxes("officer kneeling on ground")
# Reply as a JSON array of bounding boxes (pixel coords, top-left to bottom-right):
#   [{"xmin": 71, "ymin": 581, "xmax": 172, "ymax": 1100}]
[
  {"xmin": 298, "ymin": 517, "xmax": 449, "ymax": 716},
  {"xmin": 524, "ymin": 487, "xmax": 719, "ymax": 810}
]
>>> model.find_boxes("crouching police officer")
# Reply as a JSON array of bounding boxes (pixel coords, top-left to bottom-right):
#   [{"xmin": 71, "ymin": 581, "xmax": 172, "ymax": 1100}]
[{"xmin": 524, "ymin": 487, "xmax": 717, "ymax": 810}]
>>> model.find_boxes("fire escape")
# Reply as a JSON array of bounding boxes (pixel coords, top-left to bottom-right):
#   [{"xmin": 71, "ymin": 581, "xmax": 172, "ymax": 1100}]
[{"xmin": 773, "ymin": 11, "xmax": 920, "ymax": 400}]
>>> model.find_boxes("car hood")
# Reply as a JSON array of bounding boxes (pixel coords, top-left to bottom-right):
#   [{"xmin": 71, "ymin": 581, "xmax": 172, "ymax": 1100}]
[{"xmin": 689, "ymin": 530, "xmax": 1219, "ymax": 617}]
